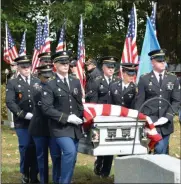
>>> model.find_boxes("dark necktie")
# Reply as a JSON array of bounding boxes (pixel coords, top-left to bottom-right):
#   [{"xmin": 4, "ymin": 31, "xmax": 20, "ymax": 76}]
[
  {"xmin": 108, "ymin": 77, "xmax": 111, "ymax": 85},
  {"xmin": 25, "ymin": 77, "xmax": 29, "ymax": 85},
  {"xmin": 159, "ymin": 74, "xmax": 162, "ymax": 86},
  {"xmin": 64, "ymin": 77, "xmax": 69, "ymax": 89},
  {"xmin": 123, "ymin": 86, "xmax": 127, "ymax": 92}
]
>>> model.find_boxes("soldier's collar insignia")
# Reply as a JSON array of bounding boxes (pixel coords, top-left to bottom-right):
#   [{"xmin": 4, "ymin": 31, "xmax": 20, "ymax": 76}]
[{"xmin": 114, "ymin": 90, "xmax": 118, "ymax": 94}]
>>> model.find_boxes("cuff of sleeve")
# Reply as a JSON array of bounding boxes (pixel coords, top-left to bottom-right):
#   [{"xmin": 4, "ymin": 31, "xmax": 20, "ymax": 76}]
[
  {"xmin": 58, "ymin": 113, "xmax": 68, "ymax": 124},
  {"xmin": 166, "ymin": 113, "xmax": 174, "ymax": 122},
  {"xmin": 17, "ymin": 110, "xmax": 26, "ymax": 119}
]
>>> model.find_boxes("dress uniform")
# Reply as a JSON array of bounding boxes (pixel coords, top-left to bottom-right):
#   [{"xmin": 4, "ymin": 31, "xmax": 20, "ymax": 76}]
[
  {"xmin": 87, "ymin": 56, "xmax": 119, "ymax": 177},
  {"xmin": 135, "ymin": 49, "xmax": 181, "ymax": 154},
  {"xmin": 69, "ymin": 57, "xmax": 78, "ymax": 78},
  {"xmin": 41, "ymin": 51, "xmax": 84, "ymax": 184},
  {"xmin": 85, "ymin": 59, "xmax": 102, "ymax": 102},
  {"xmin": 28, "ymin": 61, "xmax": 61, "ymax": 183},
  {"xmin": 110, "ymin": 63, "xmax": 138, "ymax": 108},
  {"xmin": 6, "ymin": 55, "xmax": 39, "ymax": 183}
]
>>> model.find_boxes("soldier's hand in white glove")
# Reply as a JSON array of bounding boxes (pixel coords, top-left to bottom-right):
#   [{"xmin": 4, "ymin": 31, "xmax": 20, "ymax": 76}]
[
  {"xmin": 25, "ymin": 112, "xmax": 33, "ymax": 120},
  {"xmin": 154, "ymin": 117, "xmax": 168, "ymax": 126},
  {"xmin": 67, "ymin": 114, "xmax": 82, "ymax": 126}
]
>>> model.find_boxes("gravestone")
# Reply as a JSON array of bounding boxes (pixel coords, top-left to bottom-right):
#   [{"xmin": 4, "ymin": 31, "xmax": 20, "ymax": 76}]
[{"xmin": 114, "ymin": 154, "xmax": 180, "ymax": 183}]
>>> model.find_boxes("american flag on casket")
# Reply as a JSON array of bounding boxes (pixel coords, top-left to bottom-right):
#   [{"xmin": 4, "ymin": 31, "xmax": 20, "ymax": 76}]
[{"xmin": 82, "ymin": 103, "xmax": 162, "ymax": 150}]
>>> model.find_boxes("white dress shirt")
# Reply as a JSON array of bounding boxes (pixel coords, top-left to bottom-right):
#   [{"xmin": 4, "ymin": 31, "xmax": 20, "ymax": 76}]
[
  {"xmin": 153, "ymin": 70, "xmax": 165, "ymax": 83},
  {"xmin": 122, "ymin": 81, "xmax": 130, "ymax": 90},
  {"xmin": 20, "ymin": 74, "xmax": 31, "ymax": 85},
  {"xmin": 104, "ymin": 75, "xmax": 112, "ymax": 85},
  {"xmin": 56, "ymin": 73, "xmax": 70, "ymax": 88}
]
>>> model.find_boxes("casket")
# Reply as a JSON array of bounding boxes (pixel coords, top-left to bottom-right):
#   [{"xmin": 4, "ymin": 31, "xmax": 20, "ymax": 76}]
[{"xmin": 78, "ymin": 116, "xmax": 148, "ymax": 156}]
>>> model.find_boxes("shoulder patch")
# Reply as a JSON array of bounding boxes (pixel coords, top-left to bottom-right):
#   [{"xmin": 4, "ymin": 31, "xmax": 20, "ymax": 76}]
[
  {"xmin": 141, "ymin": 73, "xmax": 149, "ymax": 77},
  {"xmin": 95, "ymin": 76, "xmax": 102, "ymax": 81},
  {"xmin": 166, "ymin": 71, "xmax": 176, "ymax": 76},
  {"xmin": 48, "ymin": 76, "xmax": 56, "ymax": 82}
]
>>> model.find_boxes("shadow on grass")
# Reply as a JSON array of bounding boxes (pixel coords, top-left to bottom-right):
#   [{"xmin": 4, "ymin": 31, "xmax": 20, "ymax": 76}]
[{"xmin": 2, "ymin": 164, "xmax": 114, "ymax": 184}]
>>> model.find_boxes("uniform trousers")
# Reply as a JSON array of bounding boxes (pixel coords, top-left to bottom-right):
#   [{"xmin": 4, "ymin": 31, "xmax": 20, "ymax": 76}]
[
  {"xmin": 15, "ymin": 128, "xmax": 39, "ymax": 181},
  {"xmin": 154, "ymin": 133, "xmax": 170, "ymax": 154},
  {"xmin": 55, "ymin": 137, "xmax": 79, "ymax": 184},
  {"xmin": 33, "ymin": 136, "xmax": 61, "ymax": 184}
]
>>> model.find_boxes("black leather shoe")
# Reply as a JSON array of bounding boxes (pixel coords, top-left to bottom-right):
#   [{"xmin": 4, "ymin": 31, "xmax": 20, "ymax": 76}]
[
  {"xmin": 94, "ymin": 160, "xmax": 102, "ymax": 176},
  {"xmin": 21, "ymin": 175, "xmax": 29, "ymax": 183}
]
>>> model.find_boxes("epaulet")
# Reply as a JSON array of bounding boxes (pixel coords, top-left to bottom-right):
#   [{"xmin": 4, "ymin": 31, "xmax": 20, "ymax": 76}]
[
  {"xmin": 70, "ymin": 74, "xmax": 78, "ymax": 79},
  {"xmin": 166, "ymin": 71, "xmax": 176, "ymax": 76},
  {"xmin": 141, "ymin": 73, "xmax": 149, "ymax": 77},
  {"xmin": 48, "ymin": 76, "xmax": 56, "ymax": 82},
  {"xmin": 95, "ymin": 75, "xmax": 102, "ymax": 81}
]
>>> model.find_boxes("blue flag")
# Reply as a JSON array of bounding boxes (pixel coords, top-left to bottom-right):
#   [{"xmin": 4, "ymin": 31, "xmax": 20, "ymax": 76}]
[{"xmin": 136, "ymin": 17, "xmax": 160, "ymax": 83}]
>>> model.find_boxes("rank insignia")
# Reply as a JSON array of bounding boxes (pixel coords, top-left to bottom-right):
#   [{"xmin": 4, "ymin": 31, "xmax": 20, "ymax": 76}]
[
  {"xmin": 114, "ymin": 90, "xmax": 118, "ymax": 95},
  {"xmin": 100, "ymin": 85, "xmax": 104, "ymax": 89},
  {"xmin": 167, "ymin": 82, "xmax": 174, "ymax": 90},
  {"xmin": 74, "ymin": 88, "xmax": 78, "ymax": 95}
]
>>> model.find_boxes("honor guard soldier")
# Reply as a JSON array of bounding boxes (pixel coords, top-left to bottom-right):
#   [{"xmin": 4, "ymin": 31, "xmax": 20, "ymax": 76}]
[
  {"xmin": 135, "ymin": 49, "xmax": 181, "ymax": 154},
  {"xmin": 41, "ymin": 51, "xmax": 84, "ymax": 184},
  {"xmin": 38, "ymin": 52, "xmax": 52, "ymax": 66},
  {"xmin": 110, "ymin": 63, "xmax": 138, "ymax": 108},
  {"xmin": 85, "ymin": 58, "xmax": 101, "ymax": 102},
  {"xmin": 6, "ymin": 55, "xmax": 39, "ymax": 183},
  {"xmin": 88, "ymin": 56, "xmax": 119, "ymax": 177},
  {"xmin": 28, "ymin": 64, "xmax": 61, "ymax": 184},
  {"xmin": 69, "ymin": 57, "xmax": 78, "ymax": 78}
]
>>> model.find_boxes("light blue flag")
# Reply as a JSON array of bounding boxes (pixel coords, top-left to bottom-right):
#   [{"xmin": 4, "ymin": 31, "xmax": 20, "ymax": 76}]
[{"xmin": 136, "ymin": 17, "xmax": 160, "ymax": 83}]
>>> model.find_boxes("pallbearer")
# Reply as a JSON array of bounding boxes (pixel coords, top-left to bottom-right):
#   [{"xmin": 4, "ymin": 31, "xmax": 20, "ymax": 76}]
[
  {"xmin": 6, "ymin": 55, "xmax": 39, "ymax": 183},
  {"xmin": 29, "ymin": 55, "xmax": 61, "ymax": 184}
]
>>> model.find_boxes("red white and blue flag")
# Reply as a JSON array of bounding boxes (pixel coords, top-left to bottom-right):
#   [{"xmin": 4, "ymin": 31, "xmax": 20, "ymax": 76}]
[
  {"xmin": 119, "ymin": 4, "xmax": 138, "ymax": 77},
  {"xmin": 40, "ymin": 16, "xmax": 51, "ymax": 53},
  {"xmin": 19, "ymin": 30, "xmax": 27, "ymax": 56},
  {"xmin": 150, "ymin": 2, "xmax": 157, "ymax": 35},
  {"xmin": 56, "ymin": 22, "xmax": 66, "ymax": 52},
  {"xmin": 32, "ymin": 22, "xmax": 42, "ymax": 73},
  {"xmin": 77, "ymin": 15, "xmax": 86, "ymax": 96},
  {"xmin": 3, "ymin": 22, "xmax": 18, "ymax": 64}
]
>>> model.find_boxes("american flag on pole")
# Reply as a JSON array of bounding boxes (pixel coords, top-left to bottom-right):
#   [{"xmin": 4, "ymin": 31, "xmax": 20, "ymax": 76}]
[
  {"xmin": 119, "ymin": 4, "xmax": 138, "ymax": 77},
  {"xmin": 19, "ymin": 30, "xmax": 27, "ymax": 56},
  {"xmin": 56, "ymin": 22, "xmax": 66, "ymax": 52},
  {"xmin": 40, "ymin": 16, "xmax": 51, "ymax": 53},
  {"xmin": 150, "ymin": 2, "xmax": 157, "ymax": 35},
  {"xmin": 32, "ymin": 22, "xmax": 42, "ymax": 73},
  {"xmin": 3, "ymin": 22, "xmax": 18, "ymax": 64},
  {"xmin": 77, "ymin": 15, "xmax": 86, "ymax": 96}
]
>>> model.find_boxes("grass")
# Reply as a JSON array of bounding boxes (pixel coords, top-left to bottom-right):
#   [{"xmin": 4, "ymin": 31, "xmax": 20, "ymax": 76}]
[{"xmin": 1, "ymin": 118, "xmax": 180, "ymax": 183}]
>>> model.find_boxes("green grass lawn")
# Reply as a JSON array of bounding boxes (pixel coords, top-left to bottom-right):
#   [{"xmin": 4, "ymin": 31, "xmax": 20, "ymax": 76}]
[{"xmin": 1, "ymin": 118, "xmax": 180, "ymax": 183}]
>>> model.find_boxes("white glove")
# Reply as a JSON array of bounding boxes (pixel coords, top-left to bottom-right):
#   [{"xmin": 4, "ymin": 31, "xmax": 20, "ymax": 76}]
[
  {"xmin": 67, "ymin": 114, "xmax": 82, "ymax": 126},
  {"xmin": 154, "ymin": 117, "xmax": 168, "ymax": 126},
  {"xmin": 25, "ymin": 113, "xmax": 33, "ymax": 120}
]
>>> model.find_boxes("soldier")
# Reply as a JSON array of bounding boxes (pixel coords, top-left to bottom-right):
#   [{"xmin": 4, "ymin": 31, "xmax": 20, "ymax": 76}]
[
  {"xmin": 69, "ymin": 57, "xmax": 78, "ymax": 78},
  {"xmin": 28, "ymin": 63, "xmax": 61, "ymax": 184},
  {"xmin": 135, "ymin": 49, "xmax": 180, "ymax": 154},
  {"xmin": 41, "ymin": 51, "xmax": 84, "ymax": 184},
  {"xmin": 38, "ymin": 52, "xmax": 52, "ymax": 66},
  {"xmin": 6, "ymin": 55, "xmax": 39, "ymax": 183},
  {"xmin": 85, "ymin": 58, "xmax": 101, "ymax": 102},
  {"xmin": 87, "ymin": 56, "xmax": 119, "ymax": 177},
  {"xmin": 5, "ymin": 61, "xmax": 19, "ymax": 128},
  {"xmin": 110, "ymin": 63, "xmax": 138, "ymax": 108}
]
